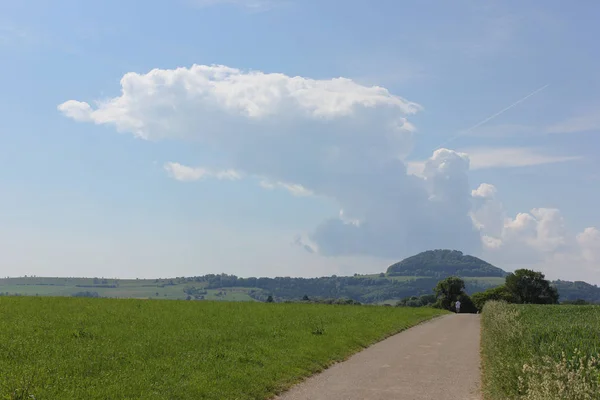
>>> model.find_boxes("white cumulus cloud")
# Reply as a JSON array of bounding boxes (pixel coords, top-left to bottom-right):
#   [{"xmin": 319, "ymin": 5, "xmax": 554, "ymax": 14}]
[
  {"xmin": 59, "ymin": 63, "xmax": 598, "ymax": 282},
  {"xmin": 471, "ymin": 183, "xmax": 600, "ymax": 281}
]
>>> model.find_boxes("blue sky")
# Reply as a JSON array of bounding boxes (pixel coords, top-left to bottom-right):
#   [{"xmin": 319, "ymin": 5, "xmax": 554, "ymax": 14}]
[{"xmin": 1, "ymin": 0, "xmax": 599, "ymax": 282}]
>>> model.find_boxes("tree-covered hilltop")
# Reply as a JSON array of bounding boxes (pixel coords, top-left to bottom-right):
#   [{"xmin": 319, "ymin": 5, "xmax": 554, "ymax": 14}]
[{"xmin": 386, "ymin": 249, "xmax": 507, "ymax": 277}]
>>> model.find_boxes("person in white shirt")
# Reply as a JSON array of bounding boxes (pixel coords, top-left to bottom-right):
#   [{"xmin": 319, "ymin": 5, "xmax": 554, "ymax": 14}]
[{"xmin": 455, "ymin": 300, "xmax": 461, "ymax": 313}]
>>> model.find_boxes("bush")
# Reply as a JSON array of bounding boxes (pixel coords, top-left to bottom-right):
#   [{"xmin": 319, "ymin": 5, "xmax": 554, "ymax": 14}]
[{"xmin": 472, "ymin": 285, "xmax": 514, "ymax": 311}]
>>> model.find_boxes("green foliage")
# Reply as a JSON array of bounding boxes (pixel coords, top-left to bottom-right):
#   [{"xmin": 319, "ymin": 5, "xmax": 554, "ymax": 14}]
[
  {"xmin": 2, "ymin": 256, "xmax": 599, "ymax": 304},
  {"xmin": 0, "ymin": 297, "xmax": 445, "ymax": 399},
  {"xmin": 471, "ymin": 285, "xmax": 515, "ymax": 311},
  {"xmin": 456, "ymin": 293, "xmax": 478, "ymax": 314},
  {"xmin": 72, "ymin": 291, "xmax": 100, "ymax": 298},
  {"xmin": 481, "ymin": 301, "xmax": 600, "ymax": 399},
  {"xmin": 434, "ymin": 276, "xmax": 466, "ymax": 310},
  {"xmin": 396, "ymin": 294, "xmax": 436, "ymax": 307},
  {"xmin": 505, "ymin": 270, "xmax": 559, "ymax": 304},
  {"xmin": 432, "ymin": 277, "xmax": 478, "ymax": 313},
  {"xmin": 561, "ymin": 299, "xmax": 590, "ymax": 305},
  {"xmin": 386, "ymin": 249, "xmax": 506, "ymax": 277},
  {"xmin": 266, "ymin": 295, "xmax": 274, "ymax": 303}
]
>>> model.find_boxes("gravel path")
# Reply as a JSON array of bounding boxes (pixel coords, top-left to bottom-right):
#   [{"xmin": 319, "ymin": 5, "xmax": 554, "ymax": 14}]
[{"xmin": 276, "ymin": 314, "xmax": 481, "ymax": 400}]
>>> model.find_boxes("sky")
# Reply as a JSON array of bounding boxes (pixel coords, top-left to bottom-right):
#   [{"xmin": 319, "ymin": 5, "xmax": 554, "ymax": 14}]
[{"xmin": 1, "ymin": 0, "xmax": 599, "ymax": 283}]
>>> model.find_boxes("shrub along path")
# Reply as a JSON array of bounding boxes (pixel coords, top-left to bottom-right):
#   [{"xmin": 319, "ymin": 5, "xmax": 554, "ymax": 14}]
[{"xmin": 276, "ymin": 314, "xmax": 481, "ymax": 400}]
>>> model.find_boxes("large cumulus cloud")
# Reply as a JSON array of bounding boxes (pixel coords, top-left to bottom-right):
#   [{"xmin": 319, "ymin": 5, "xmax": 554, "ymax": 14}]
[
  {"xmin": 58, "ymin": 64, "xmax": 479, "ymax": 259},
  {"xmin": 58, "ymin": 64, "xmax": 599, "ymax": 281},
  {"xmin": 471, "ymin": 183, "xmax": 600, "ymax": 281}
]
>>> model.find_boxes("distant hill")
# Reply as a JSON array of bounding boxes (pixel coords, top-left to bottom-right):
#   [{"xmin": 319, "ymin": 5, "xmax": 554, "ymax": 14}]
[
  {"xmin": 386, "ymin": 249, "xmax": 507, "ymax": 278},
  {"xmin": 552, "ymin": 280, "xmax": 600, "ymax": 303}
]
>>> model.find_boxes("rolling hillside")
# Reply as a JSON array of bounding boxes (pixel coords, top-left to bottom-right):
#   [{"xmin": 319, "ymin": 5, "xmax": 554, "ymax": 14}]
[{"xmin": 1, "ymin": 250, "xmax": 599, "ymax": 304}]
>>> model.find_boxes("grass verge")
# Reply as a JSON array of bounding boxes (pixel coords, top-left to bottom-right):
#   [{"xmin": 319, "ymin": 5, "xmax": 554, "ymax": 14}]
[
  {"xmin": 481, "ymin": 301, "xmax": 600, "ymax": 400},
  {"xmin": 0, "ymin": 297, "xmax": 445, "ymax": 399}
]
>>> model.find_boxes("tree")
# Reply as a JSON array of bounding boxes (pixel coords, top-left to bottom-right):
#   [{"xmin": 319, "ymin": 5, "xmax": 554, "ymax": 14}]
[
  {"xmin": 505, "ymin": 269, "xmax": 559, "ymax": 304},
  {"xmin": 302, "ymin": 294, "xmax": 310, "ymax": 301},
  {"xmin": 456, "ymin": 293, "xmax": 478, "ymax": 313},
  {"xmin": 471, "ymin": 285, "xmax": 515, "ymax": 311},
  {"xmin": 434, "ymin": 276, "xmax": 466, "ymax": 311},
  {"xmin": 266, "ymin": 295, "xmax": 274, "ymax": 303}
]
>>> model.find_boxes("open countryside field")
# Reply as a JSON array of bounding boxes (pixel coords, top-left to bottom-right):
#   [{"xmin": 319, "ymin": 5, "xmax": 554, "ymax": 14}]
[
  {"xmin": 0, "ymin": 275, "xmax": 508, "ymax": 303},
  {"xmin": 481, "ymin": 302, "xmax": 600, "ymax": 399},
  {"xmin": 0, "ymin": 296, "xmax": 445, "ymax": 400},
  {"xmin": 0, "ymin": 277, "xmax": 254, "ymax": 301},
  {"xmin": 3, "ymin": 273, "xmax": 598, "ymax": 305}
]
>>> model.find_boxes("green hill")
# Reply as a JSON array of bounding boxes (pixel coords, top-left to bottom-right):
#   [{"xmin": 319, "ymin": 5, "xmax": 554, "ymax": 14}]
[{"xmin": 386, "ymin": 249, "xmax": 507, "ymax": 278}]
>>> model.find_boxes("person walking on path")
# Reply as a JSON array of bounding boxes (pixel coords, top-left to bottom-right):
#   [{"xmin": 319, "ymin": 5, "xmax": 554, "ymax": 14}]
[{"xmin": 455, "ymin": 299, "xmax": 461, "ymax": 313}]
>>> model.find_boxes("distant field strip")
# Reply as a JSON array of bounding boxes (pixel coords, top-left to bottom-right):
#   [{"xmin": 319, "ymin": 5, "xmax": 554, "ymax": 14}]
[
  {"xmin": 0, "ymin": 297, "xmax": 445, "ymax": 400},
  {"xmin": 481, "ymin": 302, "xmax": 600, "ymax": 399}
]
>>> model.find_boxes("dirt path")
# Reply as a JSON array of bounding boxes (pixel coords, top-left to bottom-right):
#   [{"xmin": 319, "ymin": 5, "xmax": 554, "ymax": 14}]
[{"xmin": 276, "ymin": 314, "xmax": 481, "ymax": 400}]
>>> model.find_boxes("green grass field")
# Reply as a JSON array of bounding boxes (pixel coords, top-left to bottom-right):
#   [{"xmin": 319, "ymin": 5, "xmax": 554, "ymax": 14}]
[
  {"xmin": 481, "ymin": 302, "xmax": 600, "ymax": 399},
  {"xmin": 0, "ymin": 297, "xmax": 445, "ymax": 399}
]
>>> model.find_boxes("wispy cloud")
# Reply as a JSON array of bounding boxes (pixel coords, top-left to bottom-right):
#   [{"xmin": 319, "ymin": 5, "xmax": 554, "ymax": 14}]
[
  {"xmin": 546, "ymin": 111, "xmax": 600, "ymax": 134},
  {"xmin": 0, "ymin": 23, "xmax": 34, "ymax": 46},
  {"xmin": 463, "ymin": 109, "xmax": 600, "ymax": 138},
  {"xmin": 408, "ymin": 147, "xmax": 581, "ymax": 175},
  {"xmin": 259, "ymin": 180, "xmax": 313, "ymax": 197},
  {"xmin": 461, "ymin": 147, "xmax": 582, "ymax": 170},
  {"xmin": 164, "ymin": 161, "xmax": 313, "ymax": 196},
  {"xmin": 164, "ymin": 162, "xmax": 242, "ymax": 182},
  {"xmin": 188, "ymin": 0, "xmax": 279, "ymax": 11}
]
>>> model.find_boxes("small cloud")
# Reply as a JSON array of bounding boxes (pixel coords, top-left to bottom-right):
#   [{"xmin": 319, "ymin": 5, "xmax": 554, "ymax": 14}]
[
  {"xmin": 165, "ymin": 162, "xmax": 311, "ymax": 197},
  {"xmin": 471, "ymin": 183, "xmax": 497, "ymax": 199},
  {"xmin": 259, "ymin": 180, "xmax": 313, "ymax": 197},
  {"xmin": 164, "ymin": 162, "xmax": 242, "ymax": 182},
  {"xmin": 215, "ymin": 170, "xmax": 243, "ymax": 180},
  {"xmin": 57, "ymin": 100, "xmax": 93, "ymax": 122}
]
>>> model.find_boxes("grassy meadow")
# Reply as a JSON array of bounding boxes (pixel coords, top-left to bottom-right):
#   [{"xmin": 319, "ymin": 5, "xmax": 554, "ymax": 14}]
[
  {"xmin": 0, "ymin": 296, "xmax": 445, "ymax": 399},
  {"xmin": 481, "ymin": 301, "xmax": 600, "ymax": 400}
]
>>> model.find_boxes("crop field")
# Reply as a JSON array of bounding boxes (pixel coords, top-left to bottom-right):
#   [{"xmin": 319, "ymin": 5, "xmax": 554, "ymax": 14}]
[
  {"xmin": 481, "ymin": 301, "xmax": 600, "ymax": 399},
  {"xmin": 0, "ymin": 277, "xmax": 255, "ymax": 301},
  {"xmin": 0, "ymin": 297, "xmax": 445, "ymax": 399}
]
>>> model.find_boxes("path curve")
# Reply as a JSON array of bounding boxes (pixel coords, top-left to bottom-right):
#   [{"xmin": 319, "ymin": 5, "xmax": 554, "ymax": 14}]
[{"xmin": 276, "ymin": 314, "xmax": 480, "ymax": 400}]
